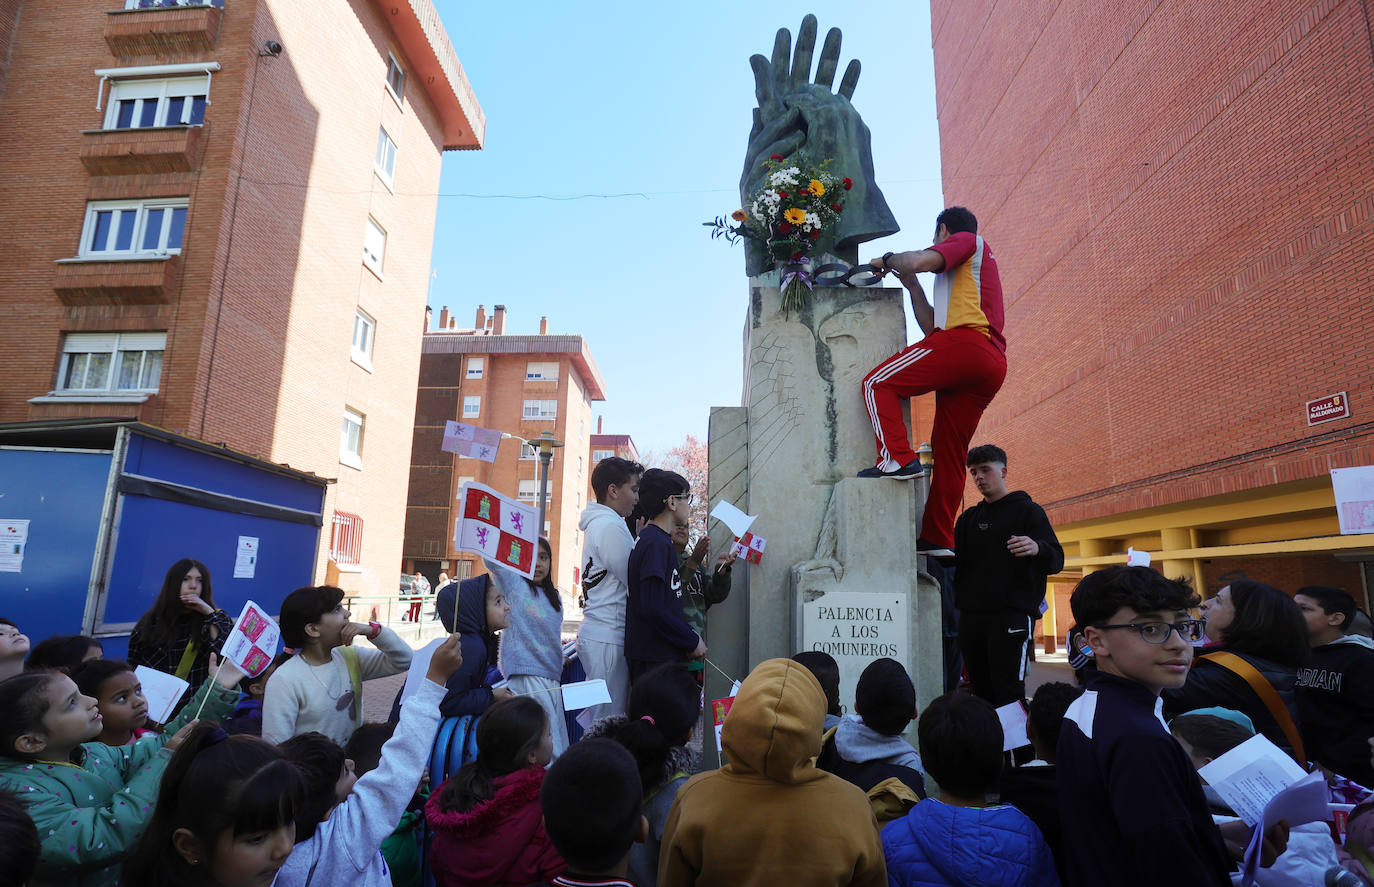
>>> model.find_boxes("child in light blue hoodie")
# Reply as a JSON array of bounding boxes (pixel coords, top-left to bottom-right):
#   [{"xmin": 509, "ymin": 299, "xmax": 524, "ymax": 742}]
[{"xmin": 486, "ymin": 537, "xmax": 569, "ymax": 758}]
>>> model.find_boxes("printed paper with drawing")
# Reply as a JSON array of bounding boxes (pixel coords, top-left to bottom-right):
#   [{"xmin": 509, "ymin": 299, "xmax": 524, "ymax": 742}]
[{"xmin": 219, "ymin": 600, "xmax": 281, "ymax": 678}]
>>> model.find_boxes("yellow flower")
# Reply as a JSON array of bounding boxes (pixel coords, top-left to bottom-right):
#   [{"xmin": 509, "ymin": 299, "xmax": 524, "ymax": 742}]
[
  {"xmin": 783, "ymin": 208, "xmax": 806, "ymax": 225},
  {"xmin": 809, "ymin": 179, "xmax": 826, "ymax": 196}
]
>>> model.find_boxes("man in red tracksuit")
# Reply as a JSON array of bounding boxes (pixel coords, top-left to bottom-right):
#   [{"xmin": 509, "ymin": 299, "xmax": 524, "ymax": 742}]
[{"xmin": 858, "ymin": 207, "xmax": 1007, "ymax": 560}]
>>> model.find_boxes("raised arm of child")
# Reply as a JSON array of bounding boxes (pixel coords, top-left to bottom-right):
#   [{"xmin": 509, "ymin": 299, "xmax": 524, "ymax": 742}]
[
  {"xmin": 348, "ymin": 623, "xmax": 414, "ymax": 679},
  {"xmin": 283, "ymin": 635, "xmax": 462, "ymax": 879}
]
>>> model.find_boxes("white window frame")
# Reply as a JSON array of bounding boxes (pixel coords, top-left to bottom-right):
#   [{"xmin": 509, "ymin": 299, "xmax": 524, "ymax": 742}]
[
  {"xmin": 456, "ymin": 475, "xmax": 475, "ymax": 499},
  {"xmin": 56, "ymin": 332, "xmax": 166, "ymax": 395},
  {"xmin": 104, "ymin": 75, "xmax": 209, "ymax": 129},
  {"xmin": 592, "ymin": 449, "xmax": 614, "ymax": 462},
  {"xmin": 522, "ymin": 399, "xmax": 557, "ymax": 421},
  {"xmin": 340, "ymin": 407, "xmax": 365, "ymax": 469},
  {"xmin": 350, "ymin": 309, "xmax": 375, "ymax": 371},
  {"xmin": 462, "ymin": 395, "xmax": 481, "ymax": 418},
  {"xmin": 520, "ymin": 442, "xmax": 539, "ymax": 461},
  {"xmin": 525, "ymin": 361, "xmax": 558, "ymax": 382},
  {"xmin": 517, "ymin": 480, "xmax": 550, "ymax": 503},
  {"xmin": 385, "ymin": 52, "xmax": 406, "ymax": 105},
  {"xmin": 362, "ymin": 216, "xmax": 386, "ymax": 278},
  {"xmin": 374, "ymin": 127, "xmax": 397, "ymax": 189},
  {"xmin": 465, "ymin": 357, "xmax": 484, "ymax": 379},
  {"xmin": 79, "ymin": 199, "xmax": 189, "ymax": 258}
]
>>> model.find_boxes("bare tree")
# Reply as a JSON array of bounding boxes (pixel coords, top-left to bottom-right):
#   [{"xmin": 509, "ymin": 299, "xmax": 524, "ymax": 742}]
[{"xmin": 650, "ymin": 434, "xmax": 708, "ymax": 538}]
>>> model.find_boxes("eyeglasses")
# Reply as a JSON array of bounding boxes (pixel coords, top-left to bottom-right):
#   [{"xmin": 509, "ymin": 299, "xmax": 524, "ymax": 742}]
[
  {"xmin": 1095, "ymin": 619, "xmax": 1207, "ymax": 645},
  {"xmin": 671, "ymin": 492, "xmax": 694, "ymax": 505}
]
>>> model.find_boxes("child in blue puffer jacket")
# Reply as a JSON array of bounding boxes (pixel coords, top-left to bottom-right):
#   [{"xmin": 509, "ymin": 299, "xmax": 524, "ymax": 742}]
[{"xmin": 882, "ymin": 692, "xmax": 1059, "ymax": 887}]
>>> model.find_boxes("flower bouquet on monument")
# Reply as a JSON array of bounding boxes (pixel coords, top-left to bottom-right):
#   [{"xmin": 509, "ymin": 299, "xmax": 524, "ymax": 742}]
[{"xmin": 704, "ymin": 153, "xmax": 852, "ymax": 314}]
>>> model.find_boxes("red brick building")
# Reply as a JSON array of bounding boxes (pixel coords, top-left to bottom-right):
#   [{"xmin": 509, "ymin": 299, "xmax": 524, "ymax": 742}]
[
  {"xmin": 404, "ymin": 306, "xmax": 608, "ymax": 601},
  {"xmin": 589, "ymin": 421, "xmax": 641, "ymax": 506},
  {"xmin": 928, "ymin": 0, "xmax": 1374, "ymax": 628},
  {"xmin": 0, "ymin": 0, "xmax": 483, "ymax": 597}
]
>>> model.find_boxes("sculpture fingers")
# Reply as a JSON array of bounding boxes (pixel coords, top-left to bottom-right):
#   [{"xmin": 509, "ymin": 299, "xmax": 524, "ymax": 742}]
[
  {"xmin": 838, "ymin": 59, "xmax": 861, "ymax": 100},
  {"xmin": 749, "ymin": 54, "xmax": 783, "ymax": 122},
  {"xmin": 770, "ymin": 27, "xmax": 791, "ymax": 98},
  {"xmin": 814, "ymin": 28, "xmax": 842, "ymax": 89},
  {"xmin": 790, "ymin": 14, "xmax": 818, "ymax": 90}
]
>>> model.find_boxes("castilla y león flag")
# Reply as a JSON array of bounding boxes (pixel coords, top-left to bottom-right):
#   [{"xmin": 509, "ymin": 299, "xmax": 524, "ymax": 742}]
[
  {"xmin": 454, "ymin": 481, "xmax": 538, "ymax": 579},
  {"xmin": 730, "ymin": 532, "xmax": 766, "ymax": 564}
]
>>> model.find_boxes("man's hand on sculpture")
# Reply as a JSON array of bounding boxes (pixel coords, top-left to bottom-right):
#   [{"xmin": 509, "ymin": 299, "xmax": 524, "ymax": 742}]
[{"xmin": 741, "ymin": 15, "xmax": 899, "ymax": 275}]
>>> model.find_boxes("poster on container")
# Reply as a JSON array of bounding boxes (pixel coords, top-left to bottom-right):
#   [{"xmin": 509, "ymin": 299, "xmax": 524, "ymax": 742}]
[
  {"xmin": 453, "ymin": 482, "xmax": 538, "ymax": 579},
  {"xmin": 1331, "ymin": 466, "xmax": 1374, "ymax": 534}
]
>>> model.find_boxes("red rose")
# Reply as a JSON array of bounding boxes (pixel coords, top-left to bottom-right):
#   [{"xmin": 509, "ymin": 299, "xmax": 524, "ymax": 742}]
[
  {"xmin": 770, "ymin": 154, "xmax": 784, "ymax": 161},
  {"xmin": 791, "ymin": 250, "xmax": 804, "ymax": 260},
  {"xmin": 778, "ymin": 222, "xmax": 794, "ymax": 234},
  {"xmin": 842, "ymin": 177, "xmax": 853, "ymax": 190},
  {"xmin": 831, "ymin": 203, "xmax": 843, "ymax": 211},
  {"xmin": 810, "ymin": 230, "xmax": 821, "ymax": 239},
  {"xmin": 776, "ymin": 191, "xmax": 788, "ymax": 198}
]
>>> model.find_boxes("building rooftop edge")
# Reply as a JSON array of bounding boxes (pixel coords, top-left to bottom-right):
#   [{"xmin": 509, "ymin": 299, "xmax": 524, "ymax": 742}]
[
  {"xmin": 378, "ymin": 0, "xmax": 486, "ymax": 151},
  {"xmin": 422, "ymin": 333, "xmax": 607, "ymax": 401}
]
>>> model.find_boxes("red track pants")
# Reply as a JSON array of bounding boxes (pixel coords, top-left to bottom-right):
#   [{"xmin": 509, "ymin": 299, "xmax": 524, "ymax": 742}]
[{"xmin": 862, "ymin": 327, "xmax": 1007, "ymax": 548}]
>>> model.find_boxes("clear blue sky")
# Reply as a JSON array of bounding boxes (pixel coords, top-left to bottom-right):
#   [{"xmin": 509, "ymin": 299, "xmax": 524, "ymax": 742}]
[{"xmin": 428, "ymin": 1, "xmax": 944, "ymax": 456}]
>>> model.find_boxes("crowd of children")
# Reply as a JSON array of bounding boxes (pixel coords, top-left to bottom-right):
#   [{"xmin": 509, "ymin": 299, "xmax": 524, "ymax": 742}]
[{"xmin": 3, "ymin": 474, "xmax": 1374, "ymax": 887}]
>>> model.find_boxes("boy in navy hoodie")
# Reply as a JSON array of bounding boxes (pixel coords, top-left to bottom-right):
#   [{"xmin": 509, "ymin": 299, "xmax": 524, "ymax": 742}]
[
  {"xmin": 1293, "ymin": 585, "xmax": 1374, "ymax": 786},
  {"xmin": 625, "ymin": 469, "xmax": 706, "ymax": 683},
  {"xmin": 1057, "ymin": 566, "xmax": 1289, "ymax": 887}
]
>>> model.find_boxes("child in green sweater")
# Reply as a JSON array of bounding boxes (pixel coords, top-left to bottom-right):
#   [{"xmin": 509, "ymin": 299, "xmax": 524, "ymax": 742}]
[{"xmin": 0, "ymin": 652, "xmax": 243, "ymax": 887}]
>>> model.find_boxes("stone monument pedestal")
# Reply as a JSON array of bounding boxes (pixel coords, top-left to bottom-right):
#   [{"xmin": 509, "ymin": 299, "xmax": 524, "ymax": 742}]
[{"xmin": 704, "ymin": 280, "xmax": 942, "ymax": 760}]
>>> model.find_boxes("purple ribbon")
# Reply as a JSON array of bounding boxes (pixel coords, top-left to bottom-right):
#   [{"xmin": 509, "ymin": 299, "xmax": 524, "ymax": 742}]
[{"xmin": 780, "ymin": 257, "xmax": 814, "ymax": 293}]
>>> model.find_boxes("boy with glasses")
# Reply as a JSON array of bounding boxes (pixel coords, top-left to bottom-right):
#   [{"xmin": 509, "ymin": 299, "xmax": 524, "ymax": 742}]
[
  {"xmin": 1057, "ymin": 566, "xmax": 1288, "ymax": 886},
  {"xmin": 625, "ymin": 469, "xmax": 706, "ymax": 683}
]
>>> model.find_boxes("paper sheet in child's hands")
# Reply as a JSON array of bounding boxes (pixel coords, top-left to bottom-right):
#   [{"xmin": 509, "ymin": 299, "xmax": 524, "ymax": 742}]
[
  {"xmin": 996, "ymin": 701, "xmax": 1031, "ymax": 751},
  {"xmin": 134, "ymin": 666, "xmax": 189, "ymax": 724},
  {"xmin": 1198, "ymin": 734, "xmax": 1307, "ymax": 826}
]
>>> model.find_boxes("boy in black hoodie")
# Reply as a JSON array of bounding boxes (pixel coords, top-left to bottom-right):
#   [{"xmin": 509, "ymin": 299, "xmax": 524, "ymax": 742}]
[
  {"xmin": 1293, "ymin": 585, "xmax": 1374, "ymax": 786},
  {"xmin": 953, "ymin": 444, "xmax": 1065, "ymax": 706}
]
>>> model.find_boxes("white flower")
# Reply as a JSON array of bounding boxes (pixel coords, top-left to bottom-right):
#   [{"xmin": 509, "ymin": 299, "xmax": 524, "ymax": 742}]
[
  {"xmin": 805, "ymin": 212, "xmax": 821, "ymax": 228},
  {"xmin": 768, "ymin": 168, "xmax": 800, "ymax": 187}
]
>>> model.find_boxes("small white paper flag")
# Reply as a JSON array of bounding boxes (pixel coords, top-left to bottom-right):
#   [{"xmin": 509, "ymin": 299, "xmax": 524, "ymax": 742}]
[
  {"xmin": 134, "ymin": 666, "xmax": 189, "ymax": 724},
  {"xmin": 709, "ymin": 500, "xmax": 757, "ymax": 538},
  {"xmin": 1126, "ymin": 547, "xmax": 1152, "ymax": 567},
  {"xmin": 560, "ymin": 679, "xmax": 612, "ymax": 711}
]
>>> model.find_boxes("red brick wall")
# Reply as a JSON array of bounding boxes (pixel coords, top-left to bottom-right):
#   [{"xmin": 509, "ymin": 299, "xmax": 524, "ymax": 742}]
[
  {"xmin": 0, "ymin": 0, "xmax": 456, "ymax": 595},
  {"xmin": 929, "ymin": 0, "xmax": 1374, "ymax": 524},
  {"xmin": 1202, "ymin": 556, "xmax": 1367, "ymax": 607}
]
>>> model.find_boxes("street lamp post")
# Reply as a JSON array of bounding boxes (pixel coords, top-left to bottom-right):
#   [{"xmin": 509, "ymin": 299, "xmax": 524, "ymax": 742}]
[{"xmin": 502, "ymin": 430, "xmax": 564, "ymax": 536}]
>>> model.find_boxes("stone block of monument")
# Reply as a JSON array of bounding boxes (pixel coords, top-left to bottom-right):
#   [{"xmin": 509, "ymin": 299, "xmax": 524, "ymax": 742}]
[{"xmin": 703, "ymin": 280, "xmax": 943, "ymax": 760}]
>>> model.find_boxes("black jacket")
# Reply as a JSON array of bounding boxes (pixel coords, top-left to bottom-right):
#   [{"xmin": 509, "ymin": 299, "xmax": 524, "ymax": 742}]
[
  {"xmin": 1058, "ymin": 671, "xmax": 1231, "ymax": 887},
  {"xmin": 391, "ymin": 574, "xmax": 499, "ymax": 721},
  {"xmin": 953, "ymin": 490, "xmax": 1065, "ymax": 616},
  {"xmin": 1161, "ymin": 647, "xmax": 1301, "ymax": 756},
  {"xmin": 1295, "ymin": 636, "xmax": 1374, "ymax": 785},
  {"xmin": 997, "ymin": 763, "xmax": 1066, "ymax": 884}
]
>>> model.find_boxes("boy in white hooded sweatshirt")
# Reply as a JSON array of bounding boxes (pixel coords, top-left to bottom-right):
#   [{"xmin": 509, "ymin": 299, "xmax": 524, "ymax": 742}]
[{"xmin": 577, "ymin": 456, "xmax": 642, "ymax": 721}]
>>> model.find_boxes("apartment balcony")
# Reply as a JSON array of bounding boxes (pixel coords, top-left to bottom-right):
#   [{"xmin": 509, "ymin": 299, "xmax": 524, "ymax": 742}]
[
  {"xmin": 52, "ymin": 255, "xmax": 182, "ymax": 306},
  {"xmin": 105, "ymin": 2, "xmax": 223, "ymax": 57},
  {"xmin": 80, "ymin": 126, "xmax": 204, "ymax": 175}
]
